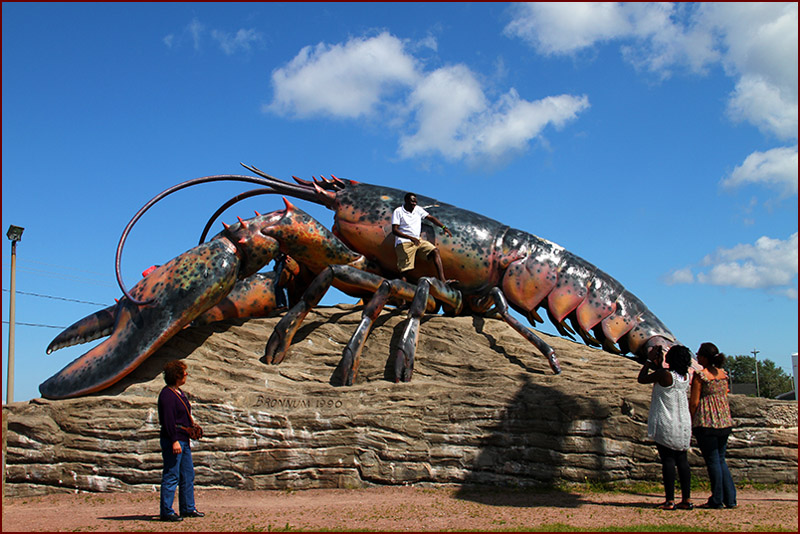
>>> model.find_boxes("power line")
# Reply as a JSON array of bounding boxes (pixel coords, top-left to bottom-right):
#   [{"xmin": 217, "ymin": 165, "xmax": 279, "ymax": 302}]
[
  {"xmin": 2, "ymin": 320, "xmax": 65, "ymax": 329},
  {"xmin": 2, "ymin": 288, "xmax": 109, "ymax": 307}
]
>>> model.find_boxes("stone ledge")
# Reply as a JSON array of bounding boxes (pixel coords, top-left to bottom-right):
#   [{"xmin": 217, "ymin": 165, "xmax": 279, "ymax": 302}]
[{"xmin": 3, "ymin": 305, "xmax": 797, "ymax": 497}]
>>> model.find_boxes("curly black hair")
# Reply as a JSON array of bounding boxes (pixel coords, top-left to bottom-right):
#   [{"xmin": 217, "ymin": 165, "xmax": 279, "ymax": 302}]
[{"xmin": 665, "ymin": 345, "xmax": 692, "ymax": 377}]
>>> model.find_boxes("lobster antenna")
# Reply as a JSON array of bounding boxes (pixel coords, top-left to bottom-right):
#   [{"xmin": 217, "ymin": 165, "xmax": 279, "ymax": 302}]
[
  {"xmin": 116, "ymin": 173, "xmax": 286, "ymax": 306},
  {"xmin": 198, "ymin": 188, "xmax": 281, "ymax": 245},
  {"xmin": 240, "ymin": 163, "xmax": 325, "ymax": 204}
]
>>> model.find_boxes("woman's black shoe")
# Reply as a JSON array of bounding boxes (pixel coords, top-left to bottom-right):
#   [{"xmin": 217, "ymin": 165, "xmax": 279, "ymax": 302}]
[
  {"xmin": 183, "ymin": 510, "xmax": 205, "ymax": 518},
  {"xmin": 160, "ymin": 514, "xmax": 183, "ymax": 522}
]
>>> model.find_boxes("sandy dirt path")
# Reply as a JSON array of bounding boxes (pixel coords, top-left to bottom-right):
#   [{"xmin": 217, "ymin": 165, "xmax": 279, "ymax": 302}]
[{"xmin": 2, "ymin": 485, "xmax": 797, "ymax": 531}]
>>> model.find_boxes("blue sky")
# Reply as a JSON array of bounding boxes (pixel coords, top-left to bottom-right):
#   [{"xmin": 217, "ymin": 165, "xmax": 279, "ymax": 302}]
[{"xmin": 2, "ymin": 2, "xmax": 797, "ymax": 402}]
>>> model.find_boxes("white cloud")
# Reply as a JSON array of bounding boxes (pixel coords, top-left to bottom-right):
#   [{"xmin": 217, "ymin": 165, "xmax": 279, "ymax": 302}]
[
  {"xmin": 621, "ymin": 3, "xmax": 720, "ymax": 76},
  {"xmin": 267, "ymin": 32, "xmax": 420, "ymax": 119},
  {"xmin": 504, "ymin": 3, "xmax": 719, "ymax": 75},
  {"xmin": 722, "ymin": 146, "xmax": 799, "ymax": 196},
  {"xmin": 668, "ymin": 232, "xmax": 798, "ymax": 298},
  {"xmin": 698, "ymin": 3, "xmax": 798, "ymax": 140},
  {"xmin": 211, "ymin": 28, "xmax": 263, "ymax": 56},
  {"xmin": 504, "ymin": 2, "xmax": 798, "ymax": 142},
  {"xmin": 727, "ymin": 75, "xmax": 798, "ymax": 140},
  {"xmin": 188, "ymin": 18, "xmax": 204, "ymax": 51},
  {"xmin": 664, "ymin": 267, "xmax": 695, "ymax": 285},
  {"xmin": 164, "ymin": 18, "xmax": 262, "ymax": 56},
  {"xmin": 398, "ymin": 65, "xmax": 487, "ymax": 160},
  {"xmin": 480, "ymin": 92, "xmax": 590, "ymax": 153},
  {"xmin": 399, "ymin": 76, "xmax": 589, "ymax": 161},
  {"xmin": 699, "ymin": 3, "xmax": 797, "ymax": 98},
  {"xmin": 267, "ymin": 33, "xmax": 590, "ymax": 162},
  {"xmin": 504, "ymin": 3, "xmax": 634, "ymax": 55}
]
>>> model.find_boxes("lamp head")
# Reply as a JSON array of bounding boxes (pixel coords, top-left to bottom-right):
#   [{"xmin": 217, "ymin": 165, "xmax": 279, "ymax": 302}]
[{"xmin": 6, "ymin": 225, "xmax": 24, "ymax": 242}]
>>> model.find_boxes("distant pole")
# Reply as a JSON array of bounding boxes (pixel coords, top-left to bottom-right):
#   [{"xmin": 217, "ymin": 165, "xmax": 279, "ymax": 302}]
[
  {"xmin": 751, "ymin": 348, "xmax": 760, "ymax": 398},
  {"xmin": 5, "ymin": 225, "xmax": 24, "ymax": 404}
]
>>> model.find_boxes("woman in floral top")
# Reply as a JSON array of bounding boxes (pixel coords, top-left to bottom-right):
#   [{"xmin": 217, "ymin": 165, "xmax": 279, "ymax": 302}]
[{"xmin": 689, "ymin": 342, "xmax": 737, "ymax": 509}]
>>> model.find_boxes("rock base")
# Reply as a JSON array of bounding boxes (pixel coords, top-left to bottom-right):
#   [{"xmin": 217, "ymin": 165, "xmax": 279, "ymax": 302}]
[{"xmin": 3, "ymin": 305, "xmax": 797, "ymax": 497}]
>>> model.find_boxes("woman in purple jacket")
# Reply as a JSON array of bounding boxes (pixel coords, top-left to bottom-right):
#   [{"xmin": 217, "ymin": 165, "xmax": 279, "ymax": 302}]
[{"xmin": 157, "ymin": 360, "xmax": 204, "ymax": 521}]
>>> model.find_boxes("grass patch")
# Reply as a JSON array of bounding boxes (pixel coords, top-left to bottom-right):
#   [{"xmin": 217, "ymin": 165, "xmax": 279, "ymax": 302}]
[
  {"xmin": 441, "ymin": 526, "xmax": 795, "ymax": 533},
  {"xmin": 510, "ymin": 525, "xmax": 712, "ymax": 532},
  {"xmin": 552, "ymin": 476, "xmax": 796, "ymax": 496},
  {"xmin": 737, "ymin": 479, "xmax": 796, "ymax": 492}
]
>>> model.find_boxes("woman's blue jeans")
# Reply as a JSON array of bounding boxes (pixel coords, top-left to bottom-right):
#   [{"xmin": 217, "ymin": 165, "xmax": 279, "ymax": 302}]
[
  {"xmin": 160, "ymin": 438, "xmax": 196, "ymax": 517},
  {"xmin": 694, "ymin": 428, "xmax": 737, "ymax": 507}
]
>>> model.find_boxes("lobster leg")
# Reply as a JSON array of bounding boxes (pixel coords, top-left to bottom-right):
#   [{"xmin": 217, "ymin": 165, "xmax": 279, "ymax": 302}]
[
  {"xmin": 393, "ymin": 277, "xmax": 464, "ymax": 383},
  {"xmin": 489, "ymin": 287, "xmax": 561, "ymax": 374},
  {"xmin": 393, "ymin": 278, "xmax": 431, "ymax": 383},
  {"xmin": 264, "ymin": 266, "xmax": 332, "ymax": 364},
  {"xmin": 265, "ymin": 264, "xmax": 466, "ymax": 384},
  {"xmin": 338, "ymin": 280, "xmax": 398, "ymax": 386},
  {"xmin": 339, "ymin": 276, "xmax": 463, "ymax": 385},
  {"xmin": 265, "ymin": 265, "xmax": 431, "ymax": 364}
]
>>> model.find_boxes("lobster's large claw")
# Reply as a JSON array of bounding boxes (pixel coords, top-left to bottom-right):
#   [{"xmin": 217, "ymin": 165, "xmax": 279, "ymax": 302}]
[
  {"xmin": 47, "ymin": 304, "xmax": 118, "ymax": 355},
  {"xmin": 40, "ymin": 239, "xmax": 242, "ymax": 399}
]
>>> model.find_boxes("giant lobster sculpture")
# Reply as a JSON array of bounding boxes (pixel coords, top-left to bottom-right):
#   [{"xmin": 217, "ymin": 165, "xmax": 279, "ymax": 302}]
[{"xmin": 40, "ymin": 164, "xmax": 677, "ymax": 399}]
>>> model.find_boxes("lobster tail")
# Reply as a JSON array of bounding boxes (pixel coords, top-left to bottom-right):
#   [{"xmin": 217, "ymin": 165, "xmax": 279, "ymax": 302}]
[
  {"xmin": 615, "ymin": 290, "xmax": 674, "ymax": 355},
  {"xmin": 501, "ymin": 235, "xmax": 675, "ymax": 359}
]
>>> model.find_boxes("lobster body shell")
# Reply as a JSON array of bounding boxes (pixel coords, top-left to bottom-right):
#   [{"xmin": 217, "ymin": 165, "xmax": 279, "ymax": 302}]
[
  {"xmin": 333, "ymin": 184, "xmax": 511, "ymax": 291},
  {"xmin": 330, "ymin": 182, "xmax": 674, "ymax": 355}
]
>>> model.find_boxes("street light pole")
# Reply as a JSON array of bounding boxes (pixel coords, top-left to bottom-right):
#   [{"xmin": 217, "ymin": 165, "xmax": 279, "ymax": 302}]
[
  {"xmin": 5, "ymin": 225, "xmax": 24, "ymax": 404},
  {"xmin": 751, "ymin": 348, "xmax": 760, "ymax": 398}
]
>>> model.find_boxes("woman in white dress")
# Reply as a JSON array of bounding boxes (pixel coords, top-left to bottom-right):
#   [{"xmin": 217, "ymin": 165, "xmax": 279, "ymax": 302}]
[{"xmin": 638, "ymin": 344, "xmax": 694, "ymax": 510}]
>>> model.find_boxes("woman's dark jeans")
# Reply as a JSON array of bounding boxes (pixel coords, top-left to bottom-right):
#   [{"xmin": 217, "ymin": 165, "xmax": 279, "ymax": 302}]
[{"xmin": 694, "ymin": 427, "xmax": 737, "ymax": 507}]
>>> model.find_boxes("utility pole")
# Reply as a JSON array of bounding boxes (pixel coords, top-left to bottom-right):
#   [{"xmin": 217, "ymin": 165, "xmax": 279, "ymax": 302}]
[
  {"xmin": 751, "ymin": 348, "xmax": 760, "ymax": 398},
  {"xmin": 5, "ymin": 225, "xmax": 24, "ymax": 404}
]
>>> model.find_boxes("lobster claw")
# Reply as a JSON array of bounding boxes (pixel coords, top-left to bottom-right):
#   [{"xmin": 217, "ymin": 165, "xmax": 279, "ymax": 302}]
[
  {"xmin": 40, "ymin": 239, "xmax": 244, "ymax": 399},
  {"xmin": 46, "ymin": 304, "xmax": 119, "ymax": 355}
]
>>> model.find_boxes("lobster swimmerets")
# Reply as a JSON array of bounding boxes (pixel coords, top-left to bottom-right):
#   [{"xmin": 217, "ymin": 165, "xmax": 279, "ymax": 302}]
[{"xmin": 40, "ymin": 164, "xmax": 677, "ymax": 399}]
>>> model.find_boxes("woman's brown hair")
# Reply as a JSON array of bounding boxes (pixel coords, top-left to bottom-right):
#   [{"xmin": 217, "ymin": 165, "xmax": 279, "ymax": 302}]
[{"xmin": 163, "ymin": 360, "xmax": 187, "ymax": 386}]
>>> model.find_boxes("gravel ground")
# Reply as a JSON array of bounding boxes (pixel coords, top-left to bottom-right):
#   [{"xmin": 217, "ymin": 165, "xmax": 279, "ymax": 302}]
[{"xmin": 2, "ymin": 485, "xmax": 797, "ymax": 531}]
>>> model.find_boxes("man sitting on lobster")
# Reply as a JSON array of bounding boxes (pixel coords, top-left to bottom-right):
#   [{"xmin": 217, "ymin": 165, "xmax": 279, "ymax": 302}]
[{"xmin": 391, "ymin": 192, "xmax": 453, "ymax": 284}]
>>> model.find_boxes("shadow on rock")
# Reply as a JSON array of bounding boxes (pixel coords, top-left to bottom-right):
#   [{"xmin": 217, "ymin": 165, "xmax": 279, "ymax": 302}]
[
  {"xmin": 472, "ymin": 316, "xmax": 546, "ymax": 376},
  {"xmin": 101, "ymin": 322, "xmax": 219, "ymax": 396},
  {"xmin": 455, "ymin": 373, "xmax": 607, "ymax": 509}
]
